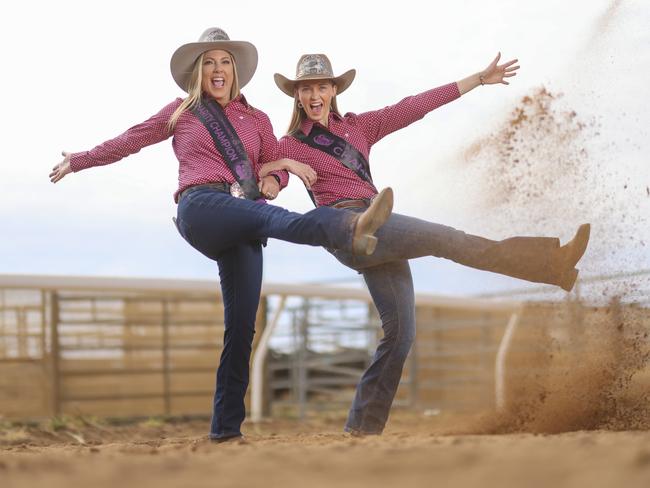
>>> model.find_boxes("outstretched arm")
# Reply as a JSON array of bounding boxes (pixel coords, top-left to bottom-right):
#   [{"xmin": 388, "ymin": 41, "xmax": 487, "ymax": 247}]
[
  {"xmin": 48, "ymin": 99, "xmax": 180, "ymax": 184},
  {"xmin": 457, "ymin": 52, "xmax": 519, "ymax": 95}
]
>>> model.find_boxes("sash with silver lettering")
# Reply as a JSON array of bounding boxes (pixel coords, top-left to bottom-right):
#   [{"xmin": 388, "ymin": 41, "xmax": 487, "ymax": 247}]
[
  {"xmin": 192, "ymin": 98, "xmax": 261, "ymax": 200},
  {"xmin": 293, "ymin": 126, "xmax": 378, "ymax": 194}
]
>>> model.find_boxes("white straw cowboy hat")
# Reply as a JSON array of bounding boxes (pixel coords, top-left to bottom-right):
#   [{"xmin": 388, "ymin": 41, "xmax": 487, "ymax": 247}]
[
  {"xmin": 274, "ymin": 54, "xmax": 356, "ymax": 97},
  {"xmin": 170, "ymin": 27, "xmax": 258, "ymax": 92}
]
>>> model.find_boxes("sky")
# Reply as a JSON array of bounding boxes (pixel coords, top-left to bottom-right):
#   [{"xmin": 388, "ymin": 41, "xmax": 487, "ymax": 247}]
[{"xmin": 1, "ymin": 0, "xmax": 648, "ymax": 298}]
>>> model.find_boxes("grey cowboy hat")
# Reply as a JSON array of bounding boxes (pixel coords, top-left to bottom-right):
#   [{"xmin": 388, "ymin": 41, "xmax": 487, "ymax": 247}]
[
  {"xmin": 170, "ymin": 27, "xmax": 258, "ymax": 92},
  {"xmin": 274, "ymin": 54, "xmax": 356, "ymax": 97}
]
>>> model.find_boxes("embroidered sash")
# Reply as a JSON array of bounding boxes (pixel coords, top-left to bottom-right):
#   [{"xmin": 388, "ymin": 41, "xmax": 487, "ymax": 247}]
[
  {"xmin": 293, "ymin": 125, "xmax": 377, "ymax": 193},
  {"xmin": 192, "ymin": 98, "xmax": 261, "ymax": 200}
]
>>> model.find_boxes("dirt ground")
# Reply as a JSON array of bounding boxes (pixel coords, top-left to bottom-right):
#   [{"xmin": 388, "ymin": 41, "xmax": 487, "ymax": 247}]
[{"xmin": 2, "ymin": 412, "xmax": 650, "ymax": 488}]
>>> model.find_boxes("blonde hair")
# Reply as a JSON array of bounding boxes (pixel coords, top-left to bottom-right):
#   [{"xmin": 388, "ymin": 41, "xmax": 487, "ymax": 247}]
[
  {"xmin": 167, "ymin": 52, "xmax": 241, "ymax": 132},
  {"xmin": 286, "ymin": 82, "xmax": 341, "ymax": 135}
]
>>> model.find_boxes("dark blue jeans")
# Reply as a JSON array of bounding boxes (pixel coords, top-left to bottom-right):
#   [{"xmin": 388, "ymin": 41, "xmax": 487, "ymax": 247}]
[
  {"xmin": 329, "ymin": 210, "xmax": 561, "ymax": 434},
  {"xmin": 175, "ymin": 188, "xmax": 356, "ymax": 439}
]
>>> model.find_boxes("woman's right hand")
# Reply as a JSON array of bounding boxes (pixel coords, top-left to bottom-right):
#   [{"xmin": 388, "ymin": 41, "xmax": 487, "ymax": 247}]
[
  {"xmin": 260, "ymin": 158, "xmax": 317, "ymax": 189},
  {"xmin": 50, "ymin": 151, "xmax": 72, "ymax": 183}
]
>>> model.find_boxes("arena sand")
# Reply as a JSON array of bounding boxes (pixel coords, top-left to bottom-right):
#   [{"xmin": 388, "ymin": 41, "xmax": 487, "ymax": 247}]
[{"xmin": 2, "ymin": 413, "xmax": 650, "ymax": 488}]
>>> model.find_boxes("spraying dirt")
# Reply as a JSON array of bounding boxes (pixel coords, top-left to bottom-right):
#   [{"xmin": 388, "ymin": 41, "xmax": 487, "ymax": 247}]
[
  {"xmin": 450, "ymin": 1, "xmax": 650, "ymax": 434},
  {"xmin": 453, "ymin": 84, "xmax": 650, "ymax": 432},
  {"xmin": 462, "ymin": 85, "xmax": 648, "ymax": 274},
  {"xmin": 461, "ymin": 0, "xmax": 649, "ymax": 282},
  {"xmin": 439, "ymin": 302, "xmax": 650, "ymax": 435}
]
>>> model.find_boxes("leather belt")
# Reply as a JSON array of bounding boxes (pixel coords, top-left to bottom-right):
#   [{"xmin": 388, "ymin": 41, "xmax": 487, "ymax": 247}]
[
  {"xmin": 179, "ymin": 182, "xmax": 233, "ymax": 202},
  {"xmin": 329, "ymin": 198, "xmax": 372, "ymax": 210}
]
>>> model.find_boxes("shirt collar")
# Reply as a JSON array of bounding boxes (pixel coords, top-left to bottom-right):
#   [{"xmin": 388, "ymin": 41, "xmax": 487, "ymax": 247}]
[
  {"xmin": 234, "ymin": 93, "xmax": 250, "ymax": 108},
  {"xmin": 227, "ymin": 93, "xmax": 250, "ymax": 109},
  {"xmin": 300, "ymin": 111, "xmax": 343, "ymax": 135},
  {"xmin": 203, "ymin": 93, "xmax": 250, "ymax": 110}
]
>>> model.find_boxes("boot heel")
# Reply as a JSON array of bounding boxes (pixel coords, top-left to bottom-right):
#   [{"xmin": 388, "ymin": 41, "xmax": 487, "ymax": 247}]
[
  {"xmin": 560, "ymin": 268, "xmax": 579, "ymax": 292},
  {"xmin": 352, "ymin": 235, "xmax": 377, "ymax": 255}
]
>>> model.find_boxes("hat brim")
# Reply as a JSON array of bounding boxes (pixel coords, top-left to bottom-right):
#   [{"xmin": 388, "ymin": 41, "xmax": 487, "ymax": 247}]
[
  {"xmin": 170, "ymin": 40, "xmax": 258, "ymax": 93},
  {"xmin": 273, "ymin": 69, "xmax": 356, "ymax": 97}
]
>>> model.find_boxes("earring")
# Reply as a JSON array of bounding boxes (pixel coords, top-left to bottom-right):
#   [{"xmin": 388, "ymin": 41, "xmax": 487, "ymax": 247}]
[{"xmin": 297, "ymin": 101, "xmax": 303, "ymax": 108}]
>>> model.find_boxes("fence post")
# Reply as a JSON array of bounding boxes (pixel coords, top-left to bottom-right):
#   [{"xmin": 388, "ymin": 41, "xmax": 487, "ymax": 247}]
[
  {"xmin": 162, "ymin": 298, "xmax": 171, "ymax": 416},
  {"xmin": 50, "ymin": 291, "xmax": 61, "ymax": 417},
  {"xmin": 495, "ymin": 311, "xmax": 520, "ymax": 411},
  {"xmin": 296, "ymin": 299, "xmax": 310, "ymax": 420},
  {"xmin": 40, "ymin": 290, "xmax": 47, "ymax": 359},
  {"xmin": 251, "ymin": 295, "xmax": 287, "ymax": 422}
]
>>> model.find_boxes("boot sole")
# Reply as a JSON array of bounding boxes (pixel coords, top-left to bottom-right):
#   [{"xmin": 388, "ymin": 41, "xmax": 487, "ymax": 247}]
[
  {"xmin": 567, "ymin": 223, "xmax": 591, "ymax": 268},
  {"xmin": 558, "ymin": 224, "xmax": 590, "ymax": 292}
]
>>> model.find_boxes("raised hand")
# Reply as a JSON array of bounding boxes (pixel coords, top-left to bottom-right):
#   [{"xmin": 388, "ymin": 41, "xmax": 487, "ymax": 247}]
[
  {"xmin": 480, "ymin": 52, "xmax": 520, "ymax": 86},
  {"xmin": 49, "ymin": 151, "xmax": 72, "ymax": 183}
]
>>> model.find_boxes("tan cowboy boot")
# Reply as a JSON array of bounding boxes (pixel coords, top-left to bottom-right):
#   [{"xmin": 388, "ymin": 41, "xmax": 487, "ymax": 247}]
[
  {"xmin": 351, "ymin": 187, "xmax": 394, "ymax": 255},
  {"xmin": 556, "ymin": 223, "xmax": 591, "ymax": 292}
]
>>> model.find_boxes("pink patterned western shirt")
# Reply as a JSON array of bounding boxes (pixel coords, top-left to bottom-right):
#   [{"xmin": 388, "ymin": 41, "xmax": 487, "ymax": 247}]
[
  {"xmin": 70, "ymin": 95, "xmax": 288, "ymax": 202},
  {"xmin": 277, "ymin": 82, "xmax": 461, "ymax": 206}
]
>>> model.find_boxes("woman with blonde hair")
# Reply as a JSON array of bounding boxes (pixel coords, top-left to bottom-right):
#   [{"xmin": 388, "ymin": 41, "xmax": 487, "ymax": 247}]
[
  {"xmin": 265, "ymin": 52, "xmax": 590, "ymax": 436},
  {"xmin": 49, "ymin": 29, "xmax": 394, "ymax": 442}
]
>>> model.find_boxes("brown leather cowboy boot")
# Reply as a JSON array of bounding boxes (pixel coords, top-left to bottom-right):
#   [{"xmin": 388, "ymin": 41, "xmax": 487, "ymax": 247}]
[
  {"xmin": 351, "ymin": 187, "xmax": 394, "ymax": 255},
  {"xmin": 556, "ymin": 223, "xmax": 591, "ymax": 291}
]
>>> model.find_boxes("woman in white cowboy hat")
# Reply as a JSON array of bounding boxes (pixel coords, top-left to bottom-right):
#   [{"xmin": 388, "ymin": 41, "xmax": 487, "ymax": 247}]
[
  {"xmin": 49, "ymin": 29, "xmax": 394, "ymax": 442},
  {"xmin": 265, "ymin": 52, "xmax": 591, "ymax": 436}
]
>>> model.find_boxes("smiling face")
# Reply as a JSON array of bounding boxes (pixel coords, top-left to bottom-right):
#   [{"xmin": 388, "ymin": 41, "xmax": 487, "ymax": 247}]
[
  {"xmin": 201, "ymin": 49, "xmax": 235, "ymax": 105},
  {"xmin": 296, "ymin": 80, "xmax": 338, "ymax": 126}
]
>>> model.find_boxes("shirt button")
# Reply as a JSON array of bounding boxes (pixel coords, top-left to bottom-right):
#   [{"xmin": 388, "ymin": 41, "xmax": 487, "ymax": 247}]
[
  {"xmin": 239, "ymin": 116, "xmax": 244, "ymax": 119},
  {"xmin": 344, "ymin": 133, "xmax": 349, "ymax": 138}
]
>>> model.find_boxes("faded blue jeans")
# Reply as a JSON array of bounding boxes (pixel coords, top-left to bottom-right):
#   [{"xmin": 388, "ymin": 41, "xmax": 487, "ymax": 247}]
[
  {"xmin": 176, "ymin": 188, "xmax": 357, "ymax": 440},
  {"xmin": 329, "ymin": 209, "xmax": 561, "ymax": 434}
]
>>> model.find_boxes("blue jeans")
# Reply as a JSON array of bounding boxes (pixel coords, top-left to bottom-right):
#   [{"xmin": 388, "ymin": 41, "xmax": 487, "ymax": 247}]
[
  {"xmin": 175, "ymin": 188, "xmax": 357, "ymax": 439},
  {"xmin": 329, "ymin": 210, "xmax": 561, "ymax": 434}
]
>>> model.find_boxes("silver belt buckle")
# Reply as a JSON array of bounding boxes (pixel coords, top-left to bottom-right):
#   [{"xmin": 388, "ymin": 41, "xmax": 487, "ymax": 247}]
[{"xmin": 229, "ymin": 181, "xmax": 246, "ymax": 199}]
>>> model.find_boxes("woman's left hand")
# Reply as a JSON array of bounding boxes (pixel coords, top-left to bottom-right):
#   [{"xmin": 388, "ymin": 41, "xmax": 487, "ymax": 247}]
[
  {"xmin": 480, "ymin": 52, "xmax": 520, "ymax": 85},
  {"xmin": 259, "ymin": 175, "xmax": 280, "ymax": 200},
  {"xmin": 50, "ymin": 151, "xmax": 72, "ymax": 183}
]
